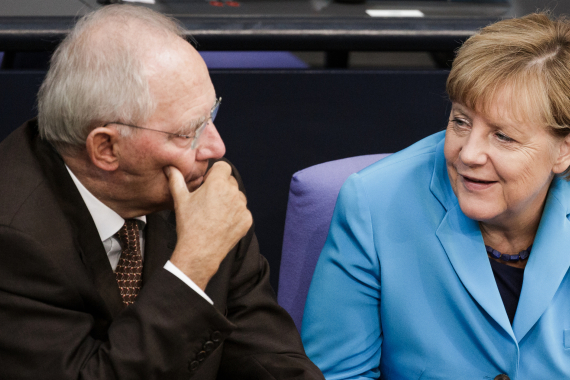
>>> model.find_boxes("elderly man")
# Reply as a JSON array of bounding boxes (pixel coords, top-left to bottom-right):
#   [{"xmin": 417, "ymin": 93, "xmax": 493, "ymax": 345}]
[{"xmin": 0, "ymin": 5, "xmax": 322, "ymax": 380}]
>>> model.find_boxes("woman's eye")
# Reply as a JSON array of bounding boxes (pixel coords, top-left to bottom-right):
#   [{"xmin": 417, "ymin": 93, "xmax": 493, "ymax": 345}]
[
  {"xmin": 495, "ymin": 132, "xmax": 514, "ymax": 142},
  {"xmin": 450, "ymin": 118, "xmax": 469, "ymax": 128}
]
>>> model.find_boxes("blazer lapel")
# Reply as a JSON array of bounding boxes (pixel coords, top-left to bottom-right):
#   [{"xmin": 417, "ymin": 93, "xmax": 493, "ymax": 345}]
[
  {"xmin": 32, "ymin": 123, "xmax": 177, "ymax": 316},
  {"xmin": 436, "ymin": 205, "xmax": 514, "ymax": 338},
  {"xmin": 75, "ymin": 222, "xmax": 125, "ymax": 318},
  {"xmin": 34, "ymin": 130, "xmax": 124, "ymax": 318},
  {"xmin": 513, "ymin": 177, "xmax": 570, "ymax": 341},
  {"xmin": 430, "ymin": 136, "xmax": 514, "ymax": 339},
  {"xmin": 143, "ymin": 211, "xmax": 177, "ymax": 285}
]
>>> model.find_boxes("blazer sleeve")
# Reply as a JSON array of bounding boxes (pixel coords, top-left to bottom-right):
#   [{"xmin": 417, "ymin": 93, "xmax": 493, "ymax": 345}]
[
  {"xmin": 213, "ymin": 228, "xmax": 323, "ymax": 379},
  {"xmin": 301, "ymin": 173, "xmax": 382, "ymax": 380},
  {"xmin": 214, "ymin": 158, "xmax": 325, "ymax": 380}
]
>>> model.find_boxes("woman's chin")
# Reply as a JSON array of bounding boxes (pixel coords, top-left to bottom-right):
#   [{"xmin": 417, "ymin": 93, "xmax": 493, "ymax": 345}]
[{"xmin": 458, "ymin": 200, "xmax": 504, "ymax": 224}]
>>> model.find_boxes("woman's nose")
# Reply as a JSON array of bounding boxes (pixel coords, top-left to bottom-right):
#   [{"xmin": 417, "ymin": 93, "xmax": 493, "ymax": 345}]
[{"xmin": 459, "ymin": 128, "xmax": 488, "ymax": 167}]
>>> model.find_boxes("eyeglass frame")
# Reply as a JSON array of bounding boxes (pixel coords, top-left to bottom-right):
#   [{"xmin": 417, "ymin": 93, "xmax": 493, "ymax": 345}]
[{"xmin": 103, "ymin": 97, "xmax": 221, "ymax": 150}]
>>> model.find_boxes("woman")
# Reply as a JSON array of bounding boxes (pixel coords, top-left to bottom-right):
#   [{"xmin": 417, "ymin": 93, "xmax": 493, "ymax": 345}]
[{"xmin": 301, "ymin": 13, "xmax": 570, "ymax": 380}]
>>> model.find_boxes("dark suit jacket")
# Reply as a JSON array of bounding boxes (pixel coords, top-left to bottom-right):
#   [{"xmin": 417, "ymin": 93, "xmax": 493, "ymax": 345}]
[{"xmin": 0, "ymin": 119, "xmax": 323, "ymax": 380}]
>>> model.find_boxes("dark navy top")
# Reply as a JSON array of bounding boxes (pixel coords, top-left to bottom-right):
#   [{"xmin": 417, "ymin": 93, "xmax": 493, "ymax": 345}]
[{"xmin": 489, "ymin": 258, "xmax": 525, "ymax": 325}]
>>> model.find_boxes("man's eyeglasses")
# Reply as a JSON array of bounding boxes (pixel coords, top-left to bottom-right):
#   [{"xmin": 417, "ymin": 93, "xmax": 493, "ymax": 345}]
[{"xmin": 104, "ymin": 97, "xmax": 221, "ymax": 150}]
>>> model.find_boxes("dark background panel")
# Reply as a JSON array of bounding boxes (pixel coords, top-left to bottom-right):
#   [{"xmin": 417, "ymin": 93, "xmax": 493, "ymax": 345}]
[
  {"xmin": 0, "ymin": 72, "xmax": 44, "ymax": 141},
  {"xmin": 0, "ymin": 70, "xmax": 450, "ymax": 291},
  {"xmin": 3, "ymin": 0, "xmax": 570, "ymax": 56},
  {"xmin": 212, "ymin": 70, "xmax": 450, "ymax": 291}
]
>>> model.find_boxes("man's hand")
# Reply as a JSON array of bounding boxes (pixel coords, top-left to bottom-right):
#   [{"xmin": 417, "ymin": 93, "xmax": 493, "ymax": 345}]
[{"xmin": 165, "ymin": 162, "xmax": 253, "ymax": 290}]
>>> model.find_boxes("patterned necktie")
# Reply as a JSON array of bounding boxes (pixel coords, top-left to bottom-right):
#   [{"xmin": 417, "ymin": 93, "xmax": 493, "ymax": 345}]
[{"xmin": 115, "ymin": 219, "xmax": 143, "ymax": 305}]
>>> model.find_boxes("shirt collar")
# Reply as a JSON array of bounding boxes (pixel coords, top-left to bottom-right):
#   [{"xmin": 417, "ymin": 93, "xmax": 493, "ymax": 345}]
[{"xmin": 65, "ymin": 165, "xmax": 146, "ymax": 242}]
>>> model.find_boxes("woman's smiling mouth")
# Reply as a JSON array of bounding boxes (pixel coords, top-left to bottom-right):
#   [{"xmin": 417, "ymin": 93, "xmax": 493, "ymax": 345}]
[{"xmin": 461, "ymin": 174, "xmax": 497, "ymax": 190}]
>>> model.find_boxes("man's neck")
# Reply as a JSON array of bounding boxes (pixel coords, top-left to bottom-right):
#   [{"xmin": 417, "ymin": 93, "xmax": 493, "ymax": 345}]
[{"xmin": 63, "ymin": 153, "xmax": 149, "ymax": 219}]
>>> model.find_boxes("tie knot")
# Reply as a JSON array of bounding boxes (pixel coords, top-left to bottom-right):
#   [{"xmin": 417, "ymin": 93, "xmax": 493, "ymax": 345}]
[{"xmin": 117, "ymin": 219, "xmax": 140, "ymax": 254}]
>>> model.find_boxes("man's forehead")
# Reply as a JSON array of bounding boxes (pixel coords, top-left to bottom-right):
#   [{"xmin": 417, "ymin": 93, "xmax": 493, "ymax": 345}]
[
  {"xmin": 146, "ymin": 45, "xmax": 212, "ymax": 92},
  {"xmin": 144, "ymin": 35, "xmax": 202, "ymax": 70},
  {"xmin": 87, "ymin": 17, "xmax": 162, "ymax": 52}
]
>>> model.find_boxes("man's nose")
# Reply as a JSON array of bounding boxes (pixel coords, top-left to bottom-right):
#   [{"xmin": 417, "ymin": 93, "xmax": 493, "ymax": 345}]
[
  {"xmin": 195, "ymin": 122, "xmax": 226, "ymax": 160},
  {"xmin": 459, "ymin": 128, "xmax": 488, "ymax": 167}
]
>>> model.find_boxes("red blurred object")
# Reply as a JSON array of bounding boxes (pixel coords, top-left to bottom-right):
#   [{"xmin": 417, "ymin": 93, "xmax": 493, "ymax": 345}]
[
  {"xmin": 209, "ymin": 1, "xmax": 224, "ymax": 6},
  {"xmin": 226, "ymin": 1, "xmax": 240, "ymax": 6}
]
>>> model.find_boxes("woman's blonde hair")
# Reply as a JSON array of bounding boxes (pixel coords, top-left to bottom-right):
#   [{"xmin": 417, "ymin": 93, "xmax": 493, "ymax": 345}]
[{"xmin": 447, "ymin": 13, "xmax": 570, "ymax": 139}]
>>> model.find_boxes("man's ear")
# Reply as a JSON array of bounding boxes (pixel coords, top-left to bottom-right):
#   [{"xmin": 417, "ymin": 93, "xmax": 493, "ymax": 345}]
[
  {"xmin": 553, "ymin": 133, "xmax": 570, "ymax": 174},
  {"xmin": 85, "ymin": 126, "xmax": 121, "ymax": 171}
]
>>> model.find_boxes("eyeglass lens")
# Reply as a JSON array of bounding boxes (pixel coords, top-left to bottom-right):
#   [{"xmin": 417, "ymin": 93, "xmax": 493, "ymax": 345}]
[{"xmin": 191, "ymin": 98, "xmax": 221, "ymax": 149}]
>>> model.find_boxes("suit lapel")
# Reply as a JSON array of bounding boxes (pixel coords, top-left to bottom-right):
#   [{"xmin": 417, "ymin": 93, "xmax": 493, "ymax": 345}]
[
  {"xmin": 143, "ymin": 211, "xmax": 177, "ymax": 285},
  {"xmin": 436, "ymin": 204, "xmax": 515, "ymax": 338},
  {"xmin": 28, "ymin": 122, "xmax": 178, "ymax": 317},
  {"xmin": 33, "ymin": 127, "xmax": 124, "ymax": 317},
  {"xmin": 75, "ymin": 222, "xmax": 125, "ymax": 318},
  {"xmin": 513, "ymin": 177, "xmax": 570, "ymax": 341},
  {"xmin": 430, "ymin": 136, "xmax": 515, "ymax": 339}
]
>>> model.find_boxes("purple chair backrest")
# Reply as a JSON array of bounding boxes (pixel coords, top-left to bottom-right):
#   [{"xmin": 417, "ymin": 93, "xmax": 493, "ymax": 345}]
[{"xmin": 278, "ymin": 154, "xmax": 390, "ymax": 332}]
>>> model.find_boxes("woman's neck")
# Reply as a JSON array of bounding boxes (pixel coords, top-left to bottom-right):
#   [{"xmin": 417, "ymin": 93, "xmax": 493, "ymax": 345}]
[{"xmin": 480, "ymin": 220, "xmax": 538, "ymax": 269}]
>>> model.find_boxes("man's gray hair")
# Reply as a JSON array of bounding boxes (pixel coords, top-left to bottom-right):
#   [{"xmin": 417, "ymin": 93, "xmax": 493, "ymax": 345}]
[{"xmin": 37, "ymin": 4, "xmax": 187, "ymax": 154}]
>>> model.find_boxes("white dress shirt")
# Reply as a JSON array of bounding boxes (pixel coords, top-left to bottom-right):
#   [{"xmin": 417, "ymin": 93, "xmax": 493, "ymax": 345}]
[{"xmin": 66, "ymin": 166, "xmax": 213, "ymax": 305}]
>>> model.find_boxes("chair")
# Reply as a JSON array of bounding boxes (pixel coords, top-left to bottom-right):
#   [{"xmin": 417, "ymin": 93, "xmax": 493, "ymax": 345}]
[{"xmin": 277, "ymin": 154, "xmax": 390, "ymax": 332}]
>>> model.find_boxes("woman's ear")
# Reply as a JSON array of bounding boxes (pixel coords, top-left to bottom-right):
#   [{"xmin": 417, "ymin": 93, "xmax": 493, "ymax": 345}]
[
  {"xmin": 85, "ymin": 126, "xmax": 121, "ymax": 171},
  {"xmin": 553, "ymin": 133, "xmax": 570, "ymax": 174}
]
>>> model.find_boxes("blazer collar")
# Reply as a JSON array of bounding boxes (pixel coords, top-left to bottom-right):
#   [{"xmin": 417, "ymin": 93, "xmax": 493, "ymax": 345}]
[
  {"xmin": 33, "ymin": 124, "xmax": 176, "ymax": 318},
  {"xmin": 430, "ymin": 135, "xmax": 570, "ymax": 341},
  {"xmin": 33, "ymin": 127, "xmax": 125, "ymax": 317},
  {"xmin": 513, "ymin": 176, "xmax": 570, "ymax": 341},
  {"xmin": 435, "ymin": 204, "xmax": 515, "ymax": 338},
  {"xmin": 431, "ymin": 136, "xmax": 514, "ymax": 337},
  {"xmin": 429, "ymin": 135, "xmax": 456, "ymax": 212}
]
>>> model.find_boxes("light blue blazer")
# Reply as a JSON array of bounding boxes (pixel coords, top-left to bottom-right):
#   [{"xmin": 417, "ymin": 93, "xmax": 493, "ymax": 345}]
[{"xmin": 301, "ymin": 131, "xmax": 570, "ymax": 380}]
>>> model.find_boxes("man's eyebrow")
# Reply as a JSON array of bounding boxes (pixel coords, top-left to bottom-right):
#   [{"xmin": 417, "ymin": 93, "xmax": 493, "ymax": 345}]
[
  {"xmin": 175, "ymin": 115, "xmax": 206, "ymax": 136},
  {"xmin": 174, "ymin": 97, "xmax": 217, "ymax": 135}
]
